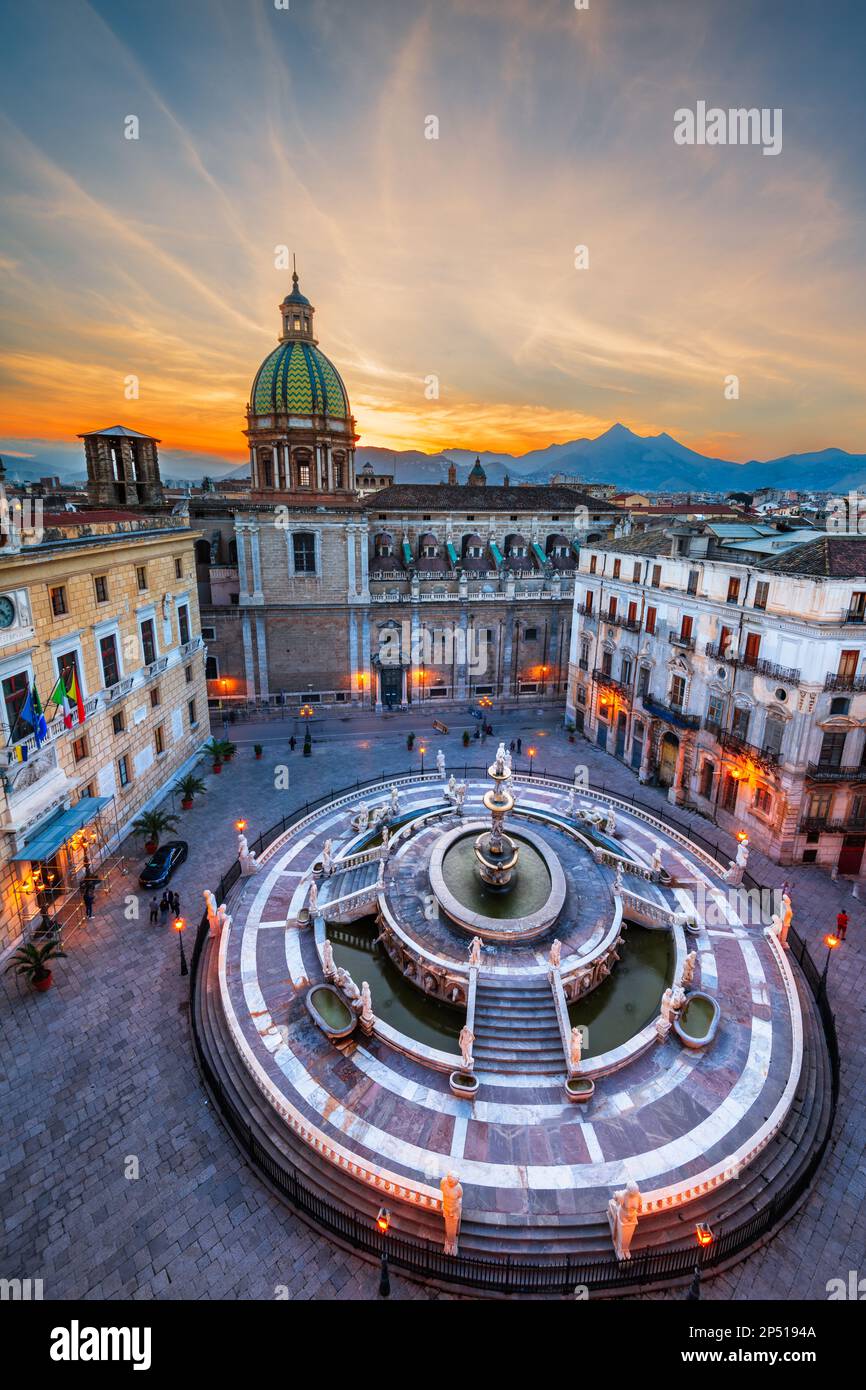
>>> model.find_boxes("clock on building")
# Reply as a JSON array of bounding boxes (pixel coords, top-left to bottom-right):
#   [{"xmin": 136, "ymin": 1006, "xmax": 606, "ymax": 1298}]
[{"xmin": 0, "ymin": 595, "xmax": 16, "ymax": 628}]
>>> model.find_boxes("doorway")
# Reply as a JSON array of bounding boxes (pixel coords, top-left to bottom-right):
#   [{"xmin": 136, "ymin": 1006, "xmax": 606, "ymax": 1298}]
[
  {"xmin": 657, "ymin": 732, "xmax": 679, "ymax": 788},
  {"xmin": 380, "ymin": 666, "xmax": 402, "ymax": 708},
  {"xmin": 838, "ymin": 835, "xmax": 865, "ymax": 876}
]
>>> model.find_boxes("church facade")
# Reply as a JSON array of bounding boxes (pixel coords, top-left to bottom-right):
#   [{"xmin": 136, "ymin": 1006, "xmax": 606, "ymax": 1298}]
[{"xmin": 192, "ymin": 275, "xmax": 620, "ymax": 710}]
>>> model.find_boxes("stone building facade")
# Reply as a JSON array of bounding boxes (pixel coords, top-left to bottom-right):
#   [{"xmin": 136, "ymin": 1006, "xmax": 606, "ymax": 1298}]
[
  {"xmin": 80, "ymin": 425, "xmax": 164, "ymax": 508},
  {"xmin": 0, "ymin": 509, "xmax": 208, "ymax": 954},
  {"xmin": 193, "ymin": 273, "xmax": 619, "ymax": 708},
  {"xmin": 566, "ymin": 526, "xmax": 866, "ymax": 870}
]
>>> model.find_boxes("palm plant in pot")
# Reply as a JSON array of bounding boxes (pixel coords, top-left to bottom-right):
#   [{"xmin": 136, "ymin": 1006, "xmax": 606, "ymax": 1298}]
[
  {"xmin": 254, "ymin": 743, "xmax": 263, "ymax": 760},
  {"xmin": 175, "ymin": 773, "xmax": 206, "ymax": 810},
  {"xmin": 221, "ymin": 739, "xmax": 237, "ymax": 763},
  {"xmin": 131, "ymin": 808, "xmax": 179, "ymax": 854},
  {"xmin": 6, "ymin": 939, "xmax": 67, "ymax": 993},
  {"xmin": 204, "ymin": 738, "xmax": 226, "ymax": 773}
]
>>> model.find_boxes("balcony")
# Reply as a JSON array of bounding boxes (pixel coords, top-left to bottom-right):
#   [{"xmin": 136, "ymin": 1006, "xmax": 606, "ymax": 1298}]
[
  {"xmin": 823, "ymin": 671, "xmax": 866, "ymax": 692},
  {"xmin": 705, "ymin": 642, "xmax": 801, "ymax": 684},
  {"xmin": 593, "ymin": 669, "xmax": 631, "ymax": 701},
  {"xmin": 844, "ymin": 608, "xmax": 866, "ymax": 625},
  {"xmin": 180, "ymin": 635, "xmax": 204, "ymax": 659},
  {"xmin": 639, "ymin": 695, "xmax": 700, "ymax": 730},
  {"xmin": 0, "ymin": 694, "xmax": 100, "ymax": 766},
  {"xmin": 718, "ymin": 730, "xmax": 782, "ymax": 770},
  {"xmin": 668, "ymin": 631, "xmax": 696, "ymax": 651},
  {"xmin": 602, "ymin": 611, "xmax": 641, "ymax": 632},
  {"xmin": 144, "ymin": 656, "xmax": 169, "ymax": 681},
  {"xmin": 574, "ymin": 602, "xmax": 597, "ymax": 619},
  {"xmin": 806, "ymin": 762, "xmax": 866, "ymax": 782},
  {"xmin": 103, "ymin": 676, "xmax": 135, "ymax": 705},
  {"xmin": 799, "ymin": 815, "xmax": 866, "ymax": 834}
]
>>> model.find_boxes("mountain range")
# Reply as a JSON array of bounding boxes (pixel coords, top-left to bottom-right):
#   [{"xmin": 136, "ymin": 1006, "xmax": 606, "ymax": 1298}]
[{"xmin": 4, "ymin": 423, "xmax": 866, "ymax": 494}]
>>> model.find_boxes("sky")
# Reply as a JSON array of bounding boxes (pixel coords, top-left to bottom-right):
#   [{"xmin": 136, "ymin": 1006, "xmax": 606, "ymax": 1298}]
[{"xmin": 1, "ymin": 0, "xmax": 865, "ymax": 477}]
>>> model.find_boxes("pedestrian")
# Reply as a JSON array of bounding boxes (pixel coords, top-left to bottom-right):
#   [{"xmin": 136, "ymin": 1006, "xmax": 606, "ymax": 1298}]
[
  {"xmin": 160, "ymin": 892, "xmax": 170, "ymax": 922},
  {"xmin": 83, "ymin": 887, "xmax": 95, "ymax": 919},
  {"xmin": 509, "ymin": 740, "xmax": 516, "ymax": 753},
  {"xmin": 836, "ymin": 909, "xmax": 848, "ymax": 941},
  {"xmin": 149, "ymin": 896, "xmax": 159, "ymax": 925},
  {"xmin": 172, "ymin": 890, "xmax": 181, "ymax": 916},
  {"xmin": 289, "ymin": 735, "xmax": 297, "ymax": 752},
  {"xmin": 517, "ymin": 737, "xmax": 522, "ymax": 754}
]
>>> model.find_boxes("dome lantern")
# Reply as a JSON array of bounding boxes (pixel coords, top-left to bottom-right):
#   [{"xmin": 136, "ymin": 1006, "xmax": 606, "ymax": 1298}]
[{"xmin": 280, "ymin": 261, "xmax": 316, "ymax": 344}]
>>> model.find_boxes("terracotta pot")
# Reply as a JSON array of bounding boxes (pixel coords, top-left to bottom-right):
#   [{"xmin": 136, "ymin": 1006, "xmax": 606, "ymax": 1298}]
[
  {"xmin": 255, "ymin": 751, "xmax": 263, "ymax": 760},
  {"xmin": 33, "ymin": 972, "xmax": 53, "ymax": 993},
  {"xmin": 181, "ymin": 798, "xmax": 194, "ymax": 810},
  {"xmin": 212, "ymin": 762, "xmax": 222, "ymax": 774},
  {"xmin": 144, "ymin": 839, "xmax": 157, "ymax": 854}
]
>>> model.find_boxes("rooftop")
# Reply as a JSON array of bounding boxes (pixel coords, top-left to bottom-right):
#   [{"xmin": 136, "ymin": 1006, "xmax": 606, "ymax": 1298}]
[
  {"xmin": 761, "ymin": 534, "xmax": 866, "ymax": 578},
  {"xmin": 361, "ymin": 483, "xmax": 613, "ymax": 513}
]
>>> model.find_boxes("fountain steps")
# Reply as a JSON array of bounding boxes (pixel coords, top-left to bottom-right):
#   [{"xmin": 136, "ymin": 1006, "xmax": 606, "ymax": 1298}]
[
  {"xmin": 195, "ymin": 935, "xmax": 444, "ymax": 1247},
  {"xmin": 473, "ymin": 977, "xmax": 565, "ymax": 1073}
]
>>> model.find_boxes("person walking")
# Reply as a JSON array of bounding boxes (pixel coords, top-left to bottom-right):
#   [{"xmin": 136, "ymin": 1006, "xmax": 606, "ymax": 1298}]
[
  {"xmin": 172, "ymin": 890, "xmax": 181, "ymax": 917},
  {"xmin": 836, "ymin": 909, "xmax": 849, "ymax": 941},
  {"xmin": 160, "ymin": 892, "xmax": 170, "ymax": 923},
  {"xmin": 83, "ymin": 884, "xmax": 95, "ymax": 919},
  {"xmin": 149, "ymin": 896, "xmax": 159, "ymax": 925},
  {"xmin": 289, "ymin": 735, "xmax": 297, "ymax": 752},
  {"xmin": 517, "ymin": 737, "xmax": 522, "ymax": 754}
]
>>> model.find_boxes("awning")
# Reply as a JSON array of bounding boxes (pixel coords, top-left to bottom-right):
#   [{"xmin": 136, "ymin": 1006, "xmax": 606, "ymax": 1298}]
[
  {"xmin": 445, "ymin": 540, "xmax": 459, "ymax": 568},
  {"xmin": 402, "ymin": 540, "xmax": 414, "ymax": 566},
  {"xmin": 12, "ymin": 798, "xmax": 111, "ymax": 862},
  {"xmin": 489, "ymin": 541, "xmax": 504, "ymax": 568},
  {"xmin": 531, "ymin": 541, "xmax": 548, "ymax": 569},
  {"xmin": 571, "ymin": 539, "xmax": 581, "ymax": 556}
]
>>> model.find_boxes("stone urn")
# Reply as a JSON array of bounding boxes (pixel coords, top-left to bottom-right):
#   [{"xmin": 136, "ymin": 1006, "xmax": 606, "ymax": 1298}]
[
  {"xmin": 565, "ymin": 1076, "xmax": 595, "ymax": 1103},
  {"xmin": 449, "ymin": 1071, "xmax": 479, "ymax": 1100}
]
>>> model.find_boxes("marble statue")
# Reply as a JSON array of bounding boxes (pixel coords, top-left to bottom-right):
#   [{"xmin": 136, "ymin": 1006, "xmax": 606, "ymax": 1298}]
[
  {"xmin": 670, "ymin": 982, "xmax": 686, "ymax": 1014},
  {"xmin": 215, "ymin": 903, "xmax": 231, "ymax": 936},
  {"xmin": 613, "ymin": 861, "xmax": 624, "ymax": 893},
  {"xmin": 353, "ymin": 801, "xmax": 370, "ymax": 830},
  {"xmin": 322, "ymin": 940, "xmax": 336, "ymax": 980},
  {"xmin": 570, "ymin": 1025, "xmax": 583, "ymax": 1068},
  {"xmin": 781, "ymin": 891, "xmax": 793, "ymax": 933},
  {"xmin": 549, "ymin": 938, "xmax": 562, "ymax": 969},
  {"xmin": 680, "ymin": 949, "xmax": 697, "ymax": 987},
  {"xmin": 454, "ymin": 782, "xmax": 467, "ymax": 812},
  {"xmin": 389, "ymin": 785, "xmax": 401, "ymax": 817},
  {"xmin": 321, "ymin": 839, "xmax": 333, "ymax": 875},
  {"xmin": 382, "ymin": 824, "xmax": 390, "ymax": 847},
  {"xmin": 458, "ymin": 1025, "xmax": 475, "ymax": 1070},
  {"xmin": 360, "ymin": 981, "xmax": 374, "ymax": 1029},
  {"xmin": 651, "ymin": 846, "xmax": 663, "ymax": 876},
  {"xmin": 436, "ymin": 749, "xmax": 446, "ymax": 778},
  {"xmin": 736, "ymin": 839, "xmax": 750, "ymax": 869},
  {"xmin": 564, "ymin": 787, "xmax": 576, "ymax": 817},
  {"xmin": 605, "ymin": 808, "xmax": 617, "ymax": 836},
  {"xmin": 441, "ymin": 1171, "xmax": 463, "ymax": 1255},
  {"xmin": 468, "ymin": 936, "xmax": 483, "ymax": 968},
  {"xmin": 238, "ymin": 832, "xmax": 259, "ymax": 875},
  {"xmin": 203, "ymin": 889, "xmax": 219, "ymax": 935},
  {"xmin": 607, "ymin": 1180, "xmax": 642, "ymax": 1260},
  {"xmin": 494, "ymin": 742, "xmax": 508, "ymax": 776},
  {"xmin": 308, "ymin": 881, "xmax": 319, "ymax": 915},
  {"xmin": 336, "ymin": 967, "xmax": 361, "ymax": 1006},
  {"xmin": 445, "ymin": 773, "xmax": 458, "ymax": 804}
]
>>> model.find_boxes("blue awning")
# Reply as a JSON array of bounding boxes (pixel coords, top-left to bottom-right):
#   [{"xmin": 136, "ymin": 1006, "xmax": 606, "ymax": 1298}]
[
  {"xmin": 12, "ymin": 798, "xmax": 111, "ymax": 862},
  {"xmin": 489, "ymin": 541, "xmax": 504, "ymax": 569},
  {"xmin": 531, "ymin": 541, "xmax": 548, "ymax": 569}
]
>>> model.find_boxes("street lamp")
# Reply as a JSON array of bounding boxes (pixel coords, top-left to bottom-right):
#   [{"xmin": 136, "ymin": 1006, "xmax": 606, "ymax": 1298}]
[
  {"xmin": 419, "ymin": 743, "xmax": 427, "ymax": 775},
  {"xmin": 528, "ymin": 745, "xmax": 537, "ymax": 775},
  {"xmin": 173, "ymin": 916, "xmax": 188, "ymax": 977},
  {"xmin": 376, "ymin": 1207, "xmax": 391, "ymax": 1298},
  {"xmin": 820, "ymin": 931, "xmax": 841, "ymax": 991},
  {"xmin": 235, "ymin": 819, "xmax": 247, "ymax": 833}
]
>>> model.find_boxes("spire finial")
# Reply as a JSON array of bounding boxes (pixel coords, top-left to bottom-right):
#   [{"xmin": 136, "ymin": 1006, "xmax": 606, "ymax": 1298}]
[{"xmin": 292, "ymin": 251, "xmax": 298, "ymax": 288}]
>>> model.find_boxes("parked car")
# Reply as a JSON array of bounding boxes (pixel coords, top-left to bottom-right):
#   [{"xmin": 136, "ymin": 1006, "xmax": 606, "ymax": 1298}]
[{"xmin": 139, "ymin": 840, "xmax": 188, "ymax": 888}]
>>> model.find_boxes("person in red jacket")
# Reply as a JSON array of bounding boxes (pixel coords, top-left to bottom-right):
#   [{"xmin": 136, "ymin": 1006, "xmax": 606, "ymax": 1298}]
[{"xmin": 836, "ymin": 909, "xmax": 849, "ymax": 941}]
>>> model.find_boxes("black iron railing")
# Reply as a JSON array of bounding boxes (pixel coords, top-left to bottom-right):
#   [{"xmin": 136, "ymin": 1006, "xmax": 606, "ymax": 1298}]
[{"xmin": 188, "ymin": 767, "xmax": 839, "ymax": 1295}]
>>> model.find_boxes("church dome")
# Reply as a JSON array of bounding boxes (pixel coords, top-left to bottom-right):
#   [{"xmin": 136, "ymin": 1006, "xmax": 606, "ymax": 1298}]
[{"xmin": 250, "ymin": 339, "xmax": 349, "ymax": 419}]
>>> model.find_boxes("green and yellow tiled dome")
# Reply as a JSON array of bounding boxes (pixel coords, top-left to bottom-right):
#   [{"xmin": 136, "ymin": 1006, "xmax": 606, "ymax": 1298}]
[{"xmin": 251, "ymin": 340, "xmax": 349, "ymax": 419}]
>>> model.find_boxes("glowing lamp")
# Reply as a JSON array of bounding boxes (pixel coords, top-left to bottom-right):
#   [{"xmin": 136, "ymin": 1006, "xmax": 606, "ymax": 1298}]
[
  {"xmin": 695, "ymin": 1222, "xmax": 714, "ymax": 1247},
  {"xmin": 235, "ymin": 819, "xmax": 247, "ymax": 832},
  {"xmin": 823, "ymin": 933, "xmax": 841, "ymax": 951},
  {"xmin": 173, "ymin": 917, "xmax": 186, "ymax": 934},
  {"xmin": 376, "ymin": 1206, "xmax": 391, "ymax": 1235},
  {"xmin": 736, "ymin": 831, "xmax": 749, "ymax": 844}
]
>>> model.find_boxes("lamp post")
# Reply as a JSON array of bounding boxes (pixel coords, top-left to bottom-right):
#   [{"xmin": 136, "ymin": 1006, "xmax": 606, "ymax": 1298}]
[
  {"xmin": 820, "ymin": 932, "xmax": 841, "ymax": 993},
  {"xmin": 173, "ymin": 916, "xmax": 188, "ymax": 977},
  {"xmin": 419, "ymin": 743, "xmax": 427, "ymax": 775},
  {"xmin": 376, "ymin": 1207, "xmax": 391, "ymax": 1298},
  {"xmin": 528, "ymin": 745, "xmax": 536, "ymax": 776}
]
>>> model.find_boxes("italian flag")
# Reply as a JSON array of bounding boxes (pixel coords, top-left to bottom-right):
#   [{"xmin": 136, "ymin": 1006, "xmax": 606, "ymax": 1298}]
[{"xmin": 49, "ymin": 672, "xmax": 86, "ymax": 729}]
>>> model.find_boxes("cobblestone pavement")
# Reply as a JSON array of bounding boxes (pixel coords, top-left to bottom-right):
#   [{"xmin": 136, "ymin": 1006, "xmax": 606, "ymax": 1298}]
[{"xmin": 1, "ymin": 705, "xmax": 861, "ymax": 1301}]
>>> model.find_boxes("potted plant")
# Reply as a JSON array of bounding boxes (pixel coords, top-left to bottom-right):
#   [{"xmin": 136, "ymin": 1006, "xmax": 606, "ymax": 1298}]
[
  {"xmin": 254, "ymin": 743, "xmax": 263, "ymax": 760},
  {"xmin": 175, "ymin": 773, "xmax": 206, "ymax": 810},
  {"xmin": 221, "ymin": 739, "xmax": 237, "ymax": 763},
  {"xmin": 303, "ymin": 730, "xmax": 312, "ymax": 757},
  {"xmin": 204, "ymin": 738, "xmax": 225, "ymax": 773},
  {"xmin": 131, "ymin": 808, "xmax": 179, "ymax": 854},
  {"xmin": 6, "ymin": 939, "xmax": 67, "ymax": 993},
  {"xmin": 462, "ymin": 729, "xmax": 471, "ymax": 747},
  {"xmin": 407, "ymin": 732, "xmax": 415, "ymax": 751},
  {"xmin": 566, "ymin": 720, "xmax": 576, "ymax": 743}
]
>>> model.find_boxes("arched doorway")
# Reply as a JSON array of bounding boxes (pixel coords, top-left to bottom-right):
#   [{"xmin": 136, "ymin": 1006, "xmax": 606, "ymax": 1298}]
[
  {"xmin": 657, "ymin": 732, "xmax": 680, "ymax": 788},
  {"xmin": 615, "ymin": 711, "xmax": 627, "ymax": 758}
]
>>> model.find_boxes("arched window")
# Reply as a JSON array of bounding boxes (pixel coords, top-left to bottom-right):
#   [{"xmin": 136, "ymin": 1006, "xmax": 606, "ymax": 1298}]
[
  {"xmin": 830, "ymin": 696, "xmax": 851, "ymax": 716},
  {"xmin": 295, "ymin": 452, "xmax": 312, "ymax": 488},
  {"xmin": 333, "ymin": 452, "xmax": 345, "ymax": 489},
  {"xmin": 762, "ymin": 710, "xmax": 785, "ymax": 758},
  {"xmin": 260, "ymin": 451, "xmax": 273, "ymax": 488}
]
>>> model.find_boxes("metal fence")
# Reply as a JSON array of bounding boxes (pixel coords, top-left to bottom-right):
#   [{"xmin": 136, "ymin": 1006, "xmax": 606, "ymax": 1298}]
[{"xmin": 188, "ymin": 767, "xmax": 840, "ymax": 1295}]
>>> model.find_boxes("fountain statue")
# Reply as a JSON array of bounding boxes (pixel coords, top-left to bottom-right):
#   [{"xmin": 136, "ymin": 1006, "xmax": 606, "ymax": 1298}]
[
  {"xmin": 570, "ymin": 1025, "xmax": 583, "ymax": 1068},
  {"xmin": 607, "ymin": 1180, "xmax": 642, "ymax": 1260},
  {"xmin": 322, "ymin": 940, "xmax": 336, "ymax": 980},
  {"xmin": 436, "ymin": 749, "xmax": 446, "ymax": 778},
  {"xmin": 389, "ymin": 785, "xmax": 401, "ymax": 818},
  {"xmin": 445, "ymin": 773, "xmax": 458, "ymax": 804},
  {"xmin": 360, "ymin": 981, "xmax": 374, "ymax": 1033},
  {"xmin": 238, "ymin": 833, "xmax": 259, "ymax": 876},
  {"xmin": 458, "ymin": 1025, "xmax": 475, "ymax": 1070},
  {"xmin": 549, "ymin": 938, "xmax": 562, "ymax": 969},
  {"xmin": 473, "ymin": 749, "xmax": 520, "ymax": 890},
  {"xmin": 204, "ymin": 889, "xmax": 219, "ymax": 936},
  {"xmin": 454, "ymin": 782, "xmax": 466, "ymax": 813},
  {"xmin": 441, "ymin": 1171, "xmax": 463, "ymax": 1255},
  {"xmin": 308, "ymin": 881, "xmax": 319, "ymax": 916},
  {"xmin": 468, "ymin": 936, "xmax": 483, "ymax": 967},
  {"xmin": 680, "ymin": 949, "xmax": 697, "ymax": 987},
  {"xmin": 321, "ymin": 839, "xmax": 334, "ymax": 875}
]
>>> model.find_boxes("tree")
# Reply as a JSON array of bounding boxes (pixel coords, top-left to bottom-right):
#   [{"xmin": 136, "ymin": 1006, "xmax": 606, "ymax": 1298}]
[{"xmin": 132, "ymin": 808, "xmax": 179, "ymax": 849}]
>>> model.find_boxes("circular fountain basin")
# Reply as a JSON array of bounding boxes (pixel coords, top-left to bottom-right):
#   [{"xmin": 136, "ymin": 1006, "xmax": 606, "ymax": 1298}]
[{"xmin": 429, "ymin": 820, "xmax": 566, "ymax": 941}]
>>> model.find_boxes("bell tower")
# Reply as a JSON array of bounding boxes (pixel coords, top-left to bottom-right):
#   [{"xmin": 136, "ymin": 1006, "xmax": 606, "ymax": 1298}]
[{"xmin": 79, "ymin": 425, "xmax": 164, "ymax": 508}]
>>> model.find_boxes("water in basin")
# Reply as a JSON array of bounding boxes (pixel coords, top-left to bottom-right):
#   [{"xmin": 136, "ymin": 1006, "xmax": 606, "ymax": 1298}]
[
  {"xmin": 441, "ymin": 832, "xmax": 551, "ymax": 918},
  {"xmin": 326, "ymin": 919, "xmax": 463, "ymax": 1049},
  {"xmin": 682, "ymin": 995, "xmax": 715, "ymax": 1038},
  {"xmin": 568, "ymin": 924, "xmax": 674, "ymax": 1056},
  {"xmin": 311, "ymin": 986, "xmax": 353, "ymax": 1031}
]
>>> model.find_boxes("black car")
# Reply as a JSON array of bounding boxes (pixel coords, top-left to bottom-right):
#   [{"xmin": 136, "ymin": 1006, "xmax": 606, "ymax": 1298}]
[{"xmin": 139, "ymin": 840, "xmax": 188, "ymax": 888}]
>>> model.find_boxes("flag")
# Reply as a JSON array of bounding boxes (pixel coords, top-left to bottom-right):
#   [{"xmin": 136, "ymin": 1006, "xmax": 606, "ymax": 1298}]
[
  {"xmin": 17, "ymin": 689, "xmax": 42, "ymax": 746},
  {"xmin": 13, "ymin": 743, "xmax": 28, "ymax": 762},
  {"xmin": 65, "ymin": 669, "xmax": 86, "ymax": 728},
  {"xmin": 30, "ymin": 684, "xmax": 47, "ymax": 746},
  {"xmin": 46, "ymin": 674, "xmax": 66, "ymax": 717}
]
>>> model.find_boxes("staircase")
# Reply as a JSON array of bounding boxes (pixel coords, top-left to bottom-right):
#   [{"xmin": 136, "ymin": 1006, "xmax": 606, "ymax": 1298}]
[
  {"xmin": 472, "ymin": 975, "xmax": 566, "ymax": 1075},
  {"xmin": 317, "ymin": 860, "xmax": 381, "ymax": 922}
]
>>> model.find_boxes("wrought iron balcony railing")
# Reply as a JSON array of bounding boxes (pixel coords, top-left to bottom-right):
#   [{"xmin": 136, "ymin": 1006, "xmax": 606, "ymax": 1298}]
[
  {"xmin": 668, "ymin": 631, "xmax": 696, "ymax": 651},
  {"xmin": 823, "ymin": 672, "xmax": 866, "ymax": 692},
  {"xmin": 704, "ymin": 642, "xmax": 800, "ymax": 685},
  {"xmin": 806, "ymin": 762, "xmax": 866, "ymax": 782},
  {"xmin": 593, "ymin": 669, "xmax": 632, "ymax": 700}
]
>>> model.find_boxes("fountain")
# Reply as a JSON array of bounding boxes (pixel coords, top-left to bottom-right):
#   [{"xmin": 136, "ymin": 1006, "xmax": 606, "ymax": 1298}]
[{"xmin": 473, "ymin": 744, "xmax": 519, "ymax": 890}]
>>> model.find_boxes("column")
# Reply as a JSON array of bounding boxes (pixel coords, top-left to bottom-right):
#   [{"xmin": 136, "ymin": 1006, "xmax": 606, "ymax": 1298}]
[
  {"xmin": 501, "ymin": 608, "xmax": 515, "ymax": 697},
  {"xmin": 255, "ymin": 614, "xmax": 269, "ymax": 700},
  {"xmin": 349, "ymin": 609, "xmax": 359, "ymax": 700},
  {"xmin": 236, "ymin": 525, "xmax": 250, "ymax": 600},
  {"xmin": 639, "ymin": 721, "xmax": 655, "ymax": 783},
  {"xmin": 668, "ymin": 734, "xmax": 689, "ymax": 805},
  {"xmin": 346, "ymin": 525, "xmax": 357, "ymax": 596},
  {"xmin": 362, "ymin": 610, "xmax": 373, "ymax": 709},
  {"xmin": 242, "ymin": 611, "xmax": 256, "ymax": 700},
  {"xmin": 249, "ymin": 525, "xmax": 263, "ymax": 600},
  {"xmin": 456, "ymin": 604, "xmax": 469, "ymax": 700}
]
